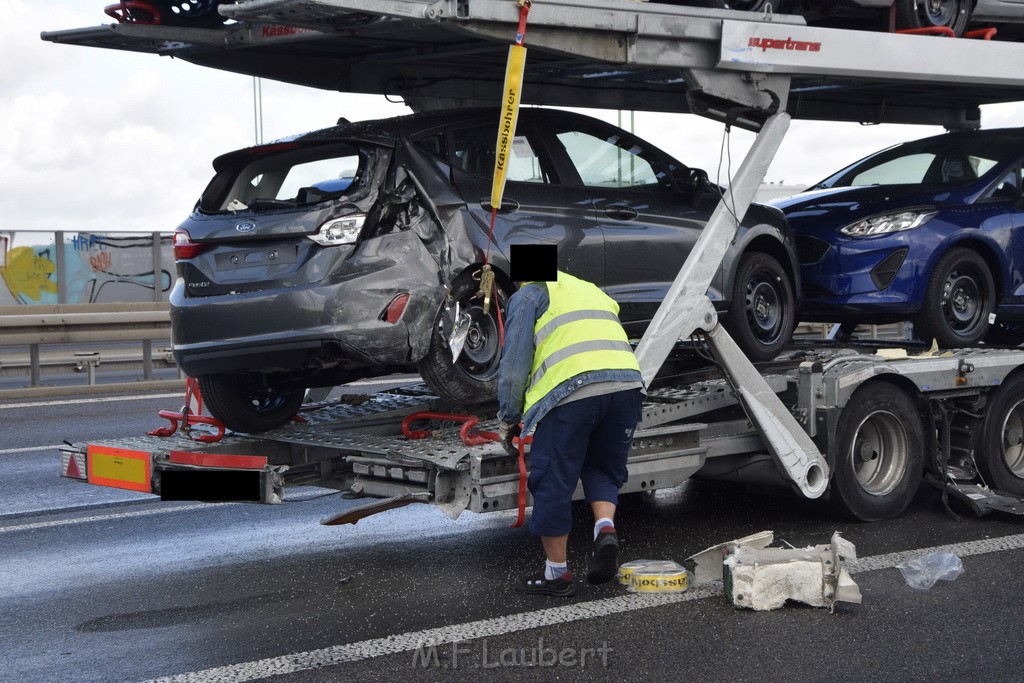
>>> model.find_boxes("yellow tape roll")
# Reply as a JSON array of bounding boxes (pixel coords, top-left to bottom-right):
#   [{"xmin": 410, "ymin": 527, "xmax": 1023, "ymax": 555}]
[
  {"xmin": 617, "ymin": 559, "xmax": 688, "ymax": 592},
  {"xmin": 629, "ymin": 570, "xmax": 689, "ymax": 593}
]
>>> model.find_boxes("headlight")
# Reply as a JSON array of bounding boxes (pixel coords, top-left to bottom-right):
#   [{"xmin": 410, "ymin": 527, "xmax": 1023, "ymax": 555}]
[
  {"xmin": 839, "ymin": 209, "xmax": 936, "ymax": 237},
  {"xmin": 308, "ymin": 214, "xmax": 366, "ymax": 246}
]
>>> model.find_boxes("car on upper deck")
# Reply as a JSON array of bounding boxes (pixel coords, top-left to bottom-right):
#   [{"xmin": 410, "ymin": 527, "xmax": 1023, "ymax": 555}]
[
  {"xmin": 772, "ymin": 127, "xmax": 1024, "ymax": 348},
  {"xmin": 170, "ymin": 107, "xmax": 800, "ymax": 432}
]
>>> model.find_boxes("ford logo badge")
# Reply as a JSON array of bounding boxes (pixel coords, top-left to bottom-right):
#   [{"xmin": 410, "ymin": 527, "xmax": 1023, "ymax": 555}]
[{"xmin": 236, "ymin": 221, "xmax": 257, "ymax": 233}]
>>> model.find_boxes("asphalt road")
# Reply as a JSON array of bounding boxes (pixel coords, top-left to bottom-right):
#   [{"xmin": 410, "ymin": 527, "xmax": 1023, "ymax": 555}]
[{"xmin": 3, "ymin": 381, "xmax": 1024, "ymax": 682}]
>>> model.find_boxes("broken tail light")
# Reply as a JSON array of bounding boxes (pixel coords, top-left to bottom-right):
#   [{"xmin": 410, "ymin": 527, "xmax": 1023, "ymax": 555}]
[
  {"xmin": 173, "ymin": 229, "xmax": 210, "ymax": 260},
  {"xmin": 381, "ymin": 293, "xmax": 410, "ymax": 324},
  {"xmin": 308, "ymin": 214, "xmax": 366, "ymax": 246}
]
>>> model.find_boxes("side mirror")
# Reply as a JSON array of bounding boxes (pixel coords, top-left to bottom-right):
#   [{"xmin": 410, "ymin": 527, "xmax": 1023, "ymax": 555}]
[{"xmin": 687, "ymin": 168, "xmax": 710, "ymax": 195}]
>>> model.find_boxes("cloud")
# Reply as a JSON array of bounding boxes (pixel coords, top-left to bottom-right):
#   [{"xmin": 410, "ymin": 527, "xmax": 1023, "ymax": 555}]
[{"xmin": 5, "ymin": 1, "xmax": 1022, "ymax": 233}]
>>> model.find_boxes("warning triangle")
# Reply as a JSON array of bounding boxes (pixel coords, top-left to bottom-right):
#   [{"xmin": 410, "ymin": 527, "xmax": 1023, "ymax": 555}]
[{"xmin": 65, "ymin": 455, "xmax": 82, "ymax": 479}]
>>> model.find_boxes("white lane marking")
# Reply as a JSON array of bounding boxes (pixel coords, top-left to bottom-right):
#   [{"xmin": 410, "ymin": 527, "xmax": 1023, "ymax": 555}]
[
  {"xmin": 0, "ymin": 445, "xmax": 65, "ymax": 455},
  {"xmin": 0, "ymin": 489, "xmax": 334, "ymax": 534},
  {"xmin": 0, "ymin": 503, "xmax": 216, "ymax": 534},
  {"xmin": 144, "ymin": 532, "xmax": 1024, "ymax": 683},
  {"xmin": 0, "ymin": 393, "xmax": 183, "ymax": 409}
]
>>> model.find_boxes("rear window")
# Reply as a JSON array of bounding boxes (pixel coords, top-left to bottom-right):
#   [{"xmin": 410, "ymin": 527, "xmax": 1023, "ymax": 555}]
[{"xmin": 203, "ymin": 143, "xmax": 365, "ymax": 213}]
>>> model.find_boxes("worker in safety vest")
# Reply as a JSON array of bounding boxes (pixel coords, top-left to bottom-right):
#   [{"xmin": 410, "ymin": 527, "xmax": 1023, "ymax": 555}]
[{"xmin": 497, "ymin": 245, "xmax": 644, "ymax": 597}]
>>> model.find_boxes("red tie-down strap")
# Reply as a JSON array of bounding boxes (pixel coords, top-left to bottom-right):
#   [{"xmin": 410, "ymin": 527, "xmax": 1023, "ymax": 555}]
[
  {"xmin": 148, "ymin": 377, "xmax": 226, "ymax": 443},
  {"xmin": 403, "ymin": 411, "xmax": 531, "ymax": 526},
  {"xmin": 513, "ymin": 435, "xmax": 528, "ymax": 528}
]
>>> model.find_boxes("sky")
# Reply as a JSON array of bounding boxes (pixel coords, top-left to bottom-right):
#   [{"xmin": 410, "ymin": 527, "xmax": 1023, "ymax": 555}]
[{"xmin": 5, "ymin": 0, "xmax": 1024, "ymax": 234}]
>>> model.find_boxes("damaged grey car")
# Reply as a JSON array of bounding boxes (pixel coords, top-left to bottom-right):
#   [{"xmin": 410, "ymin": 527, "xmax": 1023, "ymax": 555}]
[{"xmin": 170, "ymin": 108, "xmax": 800, "ymax": 432}]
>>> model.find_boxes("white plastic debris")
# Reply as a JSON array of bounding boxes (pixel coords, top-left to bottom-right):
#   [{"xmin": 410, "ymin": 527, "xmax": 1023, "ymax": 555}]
[
  {"xmin": 896, "ymin": 551, "xmax": 965, "ymax": 590},
  {"xmin": 722, "ymin": 532, "xmax": 862, "ymax": 611},
  {"xmin": 683, "ymin": 530, "xmax": 775, "ymax": 586}
]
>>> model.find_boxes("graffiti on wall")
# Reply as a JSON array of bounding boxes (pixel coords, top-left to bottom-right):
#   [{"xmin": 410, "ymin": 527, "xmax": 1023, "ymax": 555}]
[{"xmin": 0, "ymin": 232, "xmax": 174, "ymax": 306}]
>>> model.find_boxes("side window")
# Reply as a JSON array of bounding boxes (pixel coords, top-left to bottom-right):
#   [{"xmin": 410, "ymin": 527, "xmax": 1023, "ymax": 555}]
[
  {"xmin": 413, "ymin": 132, "xmax": 447, "ymax": 161},
  {"xmin": 985, "ymin": 168, "xmax": 1021, "ymax": 200},
  {"xmin": 850, "ymin": 153, "xmax": 935, "ymax": 185},
  {"xmin": 555, "ymin": 128, "xmax": 671, "ymax": 191},
  {"xmin": 451, "ymin": 124, "xmax": 551, "ymax": 183}
]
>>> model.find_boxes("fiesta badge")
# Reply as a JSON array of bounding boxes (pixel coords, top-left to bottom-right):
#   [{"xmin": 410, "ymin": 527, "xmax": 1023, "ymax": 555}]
[{"xmin": 236, "ymin": 221, "xmax": 257, "ymax": 233}]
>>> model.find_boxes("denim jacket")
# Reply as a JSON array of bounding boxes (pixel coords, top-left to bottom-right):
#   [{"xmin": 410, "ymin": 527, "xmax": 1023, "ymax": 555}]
[{"xmin": 497, "ymin": 282, "xmax": 644, "ymax": 435}]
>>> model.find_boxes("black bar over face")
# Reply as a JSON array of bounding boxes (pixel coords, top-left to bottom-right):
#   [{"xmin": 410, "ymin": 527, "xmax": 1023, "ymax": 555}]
[{"xmin": 510, "ymin": 243, "xmax": 558, "ymax": 282}]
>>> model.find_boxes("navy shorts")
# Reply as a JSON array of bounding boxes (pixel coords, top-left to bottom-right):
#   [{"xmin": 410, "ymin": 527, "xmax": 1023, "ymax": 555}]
[{"xmin": 527, "ymin": 388, "xmax": 643, "ymax": 537}]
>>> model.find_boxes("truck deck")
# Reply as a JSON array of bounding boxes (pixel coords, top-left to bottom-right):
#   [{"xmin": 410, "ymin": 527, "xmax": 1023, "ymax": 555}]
[{"xmin": 61, "ymin": 340, "xmax": 1024, "ymax": 522}]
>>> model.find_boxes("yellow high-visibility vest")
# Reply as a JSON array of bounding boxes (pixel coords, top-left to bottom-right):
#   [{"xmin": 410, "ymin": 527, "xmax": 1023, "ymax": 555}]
[{"xmin": 523, "ymin": 272, "xmax": 640, "ymax": 415}]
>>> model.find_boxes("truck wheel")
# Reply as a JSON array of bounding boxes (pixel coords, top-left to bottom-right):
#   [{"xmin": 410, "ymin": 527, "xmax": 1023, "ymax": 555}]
[
  {"xmin": 197, "ymin": 373, "xmax": 304, "ymax": 433},
  {"xmin": 913, "ymin": 248, "xmax": 994, "ymax": 349},
  {"xmin": 417, "ymin": 277, "xmax": 506, "ymax": 404},
  {"xmin": 831, "ymin": 382, "xmax": 924, "ymax": 521},
  {"xmin": 725, "ymin": 252, "xmax": 795, "ymax": 362},
  {"xmin": 977, "ymin": 373, "xmax": 1024, "ymax": 495},
  {"xmin": 895, "ymin": 0, "xmax": 971, "ymax": 37}
]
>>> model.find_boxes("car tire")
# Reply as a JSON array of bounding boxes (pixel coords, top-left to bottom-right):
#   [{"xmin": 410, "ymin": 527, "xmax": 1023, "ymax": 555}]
[
  {"xmin": 417, "ymin": 277, "xmax": 506, "ymax": 404},
  {"xmin": 984, "ymin": 321, "xmax": 1024, "ymax": 347},
  {"xmin": 830, "ymin": 382, "xmax": 925, "ymax": 521},
  {"xmin": 197, "ymin": 373, "xmax": 304, "ymax": 433},
  {"xmin": 977, "ymin": 373, "xmax": 1024, "ymax": 496},
  {"xmin": 895, "ymin": 0, "xmax": 971, "ymax": 36},
  {"xmin": 724, "ymin": 252, "xmax": 795, "ymax": 362},
  {"xmin": 914, "ymin": 248, "xmax": 995, "ymax": 348}
]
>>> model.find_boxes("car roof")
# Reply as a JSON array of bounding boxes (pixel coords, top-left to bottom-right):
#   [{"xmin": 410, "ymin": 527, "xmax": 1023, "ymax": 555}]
[
  {"xmin": 211, "ymin": 107, "xmax": 607, "ymax": 170},
  {"xmin": 894, "ymin": 126, "xmax": 1024, "ymax": 150}
]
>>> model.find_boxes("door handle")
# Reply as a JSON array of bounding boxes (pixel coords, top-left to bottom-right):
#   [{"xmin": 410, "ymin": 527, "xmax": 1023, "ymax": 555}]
[
  {"xmin": 480, "ymin": 198, "xmax": 520, "ymax": 214},
  {"xmin": 604, "ymin": 205, "xmax": 639, "ymax": 221}
]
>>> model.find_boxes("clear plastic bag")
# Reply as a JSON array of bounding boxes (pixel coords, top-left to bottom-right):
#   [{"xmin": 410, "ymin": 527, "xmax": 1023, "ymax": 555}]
[{"xmin": 896, "ymin": 551, "xmax": 965, "ymax": 590}]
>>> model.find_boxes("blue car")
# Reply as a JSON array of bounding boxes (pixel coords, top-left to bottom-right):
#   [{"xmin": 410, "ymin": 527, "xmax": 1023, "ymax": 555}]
[{"xmin": 772, "ymin": 127, "xmax": 1024, "ymax": 348}]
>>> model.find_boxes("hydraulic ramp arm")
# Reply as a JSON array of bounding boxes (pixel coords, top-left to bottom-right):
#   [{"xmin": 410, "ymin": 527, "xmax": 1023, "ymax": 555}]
[{"xmin": 635, "ymin": 112, "xmax": 829, "ymax": 499}]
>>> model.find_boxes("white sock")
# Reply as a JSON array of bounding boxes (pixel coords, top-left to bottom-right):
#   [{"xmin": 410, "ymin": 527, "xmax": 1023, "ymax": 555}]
[
  {"xmin": 594, "ymin": 517, "xmax": 615, "ymax": 540},
  {"xmin": 544, "ymin": 559, "xmax": 568, "ymax": 580}
]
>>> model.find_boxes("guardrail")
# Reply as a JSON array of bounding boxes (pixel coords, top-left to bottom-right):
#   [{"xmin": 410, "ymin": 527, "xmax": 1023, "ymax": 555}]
[
  {"xmin": 0, "ymin": 303, "xmax": 183, "ymax": 396},
  {"xmin": 0, "ymin": 307, "xmax": 909, "ymax": 400}
]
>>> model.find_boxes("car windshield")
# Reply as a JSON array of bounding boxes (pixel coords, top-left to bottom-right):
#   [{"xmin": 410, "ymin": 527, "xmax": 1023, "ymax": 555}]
[
  {"xmin": 206, "ymin": 143, "xmax": 365, "ymax": 213},
  {"xmin": 814, "ymin": 135, "xmax": 1016, "ymax": 189}
]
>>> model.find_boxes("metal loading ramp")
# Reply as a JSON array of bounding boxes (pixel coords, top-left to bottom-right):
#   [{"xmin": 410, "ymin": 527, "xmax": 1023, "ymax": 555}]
[{"xmin": 42, "ymin": 0, "xmax": 1024, "ymax": 128}]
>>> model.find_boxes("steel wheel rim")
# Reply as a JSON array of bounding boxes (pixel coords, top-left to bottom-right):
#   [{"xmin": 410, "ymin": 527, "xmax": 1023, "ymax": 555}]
[
  {"xmin": 746, "ymin": 271, "xmax": 784, "ymax": 343},
  {"xmin": 941, "ymin": 265, "xmax": 985, "ymax": 335},
  {"xmin": 922, "ymin": 0, "xmax": 960, "ymax": 27},
  {"xmin": 849, "ymin": 410, "xmax": 909, "ymax": 496},
  {"xmin": 1000, "ymin": 398, "xmax": 1024, "ymax": 477},
  {"xmin": 459, "ymin": 301, "xmax": 500, "ymax": 377}
]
